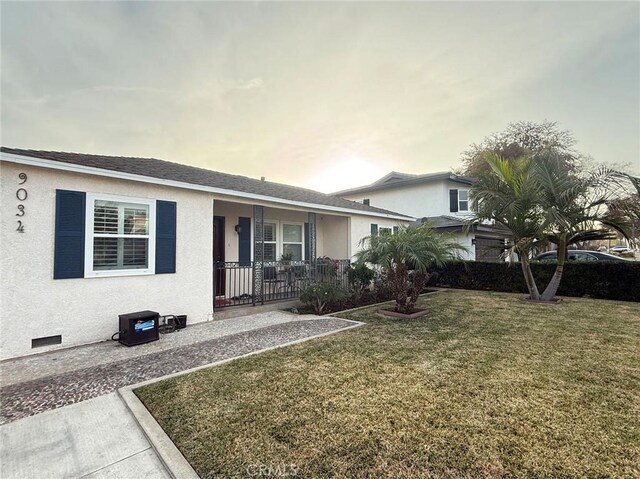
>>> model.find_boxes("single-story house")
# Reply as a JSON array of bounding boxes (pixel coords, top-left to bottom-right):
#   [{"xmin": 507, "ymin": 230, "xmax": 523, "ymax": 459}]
[{"xmin": 0, "ymin": 147, "xmax": 412, "ymax": 360}]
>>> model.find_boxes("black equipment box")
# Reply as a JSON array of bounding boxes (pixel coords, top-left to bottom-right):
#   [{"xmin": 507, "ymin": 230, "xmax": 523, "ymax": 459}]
[{"xmin": 118, "ymin": 310, "xmax": 159, "ymax": 346}]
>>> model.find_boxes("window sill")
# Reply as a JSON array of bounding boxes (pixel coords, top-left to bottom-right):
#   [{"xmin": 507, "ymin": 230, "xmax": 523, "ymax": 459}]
[{"xmin": 85, "ymin": 269, "xmax": 155, "ymax": 278}]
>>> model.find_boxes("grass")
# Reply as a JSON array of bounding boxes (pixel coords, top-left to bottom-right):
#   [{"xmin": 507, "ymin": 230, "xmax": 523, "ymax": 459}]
[{"xmin": 136, "ymin": 290, "xmax": 640, "ymax": 478}]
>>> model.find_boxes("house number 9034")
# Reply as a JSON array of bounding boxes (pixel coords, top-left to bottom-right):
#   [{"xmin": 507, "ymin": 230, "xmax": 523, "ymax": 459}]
[{"xmin": 16, "ymin": 173, "xmax": 28, "ymax": 233}]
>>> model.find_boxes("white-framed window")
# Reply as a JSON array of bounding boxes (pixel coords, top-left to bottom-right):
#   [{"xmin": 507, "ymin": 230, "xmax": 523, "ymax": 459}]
[
  {"xmin": 282, "ymin": 223, "xmax": 304, "ymax": 260},
  {"xmin": 261, "ymin": 220, "xmax": 305, "ymax": 261},
  {"xmin": 458, "ymin": 190, "xmax": 469, "ymax": 212},
  {"xmin": 85, "ymin": 193, "xmax": 156, "ymax": 277},
  {"xmin": 371, "ymin": 224, "xmax": 398, "ymax": 237},
  {"xmin": 263, "ymin": 221, "xmax": 278, "ymax": 262}
]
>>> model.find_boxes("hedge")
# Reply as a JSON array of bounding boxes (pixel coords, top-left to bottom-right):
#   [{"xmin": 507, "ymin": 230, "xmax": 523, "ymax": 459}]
[{"xmin": 428, "ymin": 261, "xmax": 640, "ymax": 302}]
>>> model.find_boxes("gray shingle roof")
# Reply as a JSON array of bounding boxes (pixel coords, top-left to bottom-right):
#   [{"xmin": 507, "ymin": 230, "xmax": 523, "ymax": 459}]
[
  {"xmin": 419, "ymin": 215, "xmax": 470, "ymax": 228},
  {"xmin": 1, "ymin": 147, "xmax": 411, "ymax": 218},
  {"xmin": 417, "ymin": 215, "xmax": 511, "ymax": 235},
  {"xmin": 334, "ymin": 171, "xmax": 475, "ymax": 196}
]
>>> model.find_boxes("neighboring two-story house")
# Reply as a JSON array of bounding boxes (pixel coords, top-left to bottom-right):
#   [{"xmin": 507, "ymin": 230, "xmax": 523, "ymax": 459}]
[{"xmin": 335, "ymin": 171, "xmax": 510, "ymax": 261}]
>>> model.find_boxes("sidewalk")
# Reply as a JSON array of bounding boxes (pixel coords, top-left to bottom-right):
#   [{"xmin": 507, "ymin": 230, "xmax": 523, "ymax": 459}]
[
  {"xmin": 0, "ymin": 393, "xmax": 170, "ymax": 479},
  {"xmin": 0, "ymin": 312, "xmax": 361, "ymax": 478}
]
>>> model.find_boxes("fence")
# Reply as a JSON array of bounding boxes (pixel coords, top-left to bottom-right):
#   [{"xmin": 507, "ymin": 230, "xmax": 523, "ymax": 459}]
[{"xmin": 214, "ymin": 259, "xmax": 351, "ymax": 308}]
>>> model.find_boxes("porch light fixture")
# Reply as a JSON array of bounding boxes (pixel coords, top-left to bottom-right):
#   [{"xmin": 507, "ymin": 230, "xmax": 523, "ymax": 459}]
[{"xmin": 235, "ymin": 224, "xmax": 242, "ymax": 234}]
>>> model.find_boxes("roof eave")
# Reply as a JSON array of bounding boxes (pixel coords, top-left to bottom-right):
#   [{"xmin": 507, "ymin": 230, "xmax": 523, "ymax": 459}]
[
  {"xmin": 334, "ymin": 173, "xmax": 474, "ymax": 197},
  {"xmin": 1, "ymin": 152, "xmax": 414, "ymax": 221}
]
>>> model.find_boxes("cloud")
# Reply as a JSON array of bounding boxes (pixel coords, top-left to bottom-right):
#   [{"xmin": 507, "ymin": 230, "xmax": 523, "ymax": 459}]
[
  {"xmin": 234, "ymin": 78, "xmax": 265, "ymax": 91},
  {"xmin": 1, "ymin": 1, "xmax": 638, "ymax": 186}
]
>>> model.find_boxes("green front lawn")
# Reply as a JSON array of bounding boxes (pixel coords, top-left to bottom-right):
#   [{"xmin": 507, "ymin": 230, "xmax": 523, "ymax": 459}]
[{"xmin": 136, "ymin": 291, "xmax": 640, "ymax": 478}]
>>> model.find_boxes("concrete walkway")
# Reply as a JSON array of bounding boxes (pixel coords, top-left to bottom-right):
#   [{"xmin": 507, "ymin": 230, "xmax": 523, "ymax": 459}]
[
  {"xmin": 0, "ymin": 393, "xmax": 170, "ymax": 479},
  {"xmin": 0, "ymin": 311, "xmax": 361, "ymax": 479}
]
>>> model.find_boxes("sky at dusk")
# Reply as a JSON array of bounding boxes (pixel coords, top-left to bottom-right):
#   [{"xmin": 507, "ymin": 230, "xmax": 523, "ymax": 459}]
[{"xmin": 2, "ymin": 1, "xmax": 639, "ymax": 193}]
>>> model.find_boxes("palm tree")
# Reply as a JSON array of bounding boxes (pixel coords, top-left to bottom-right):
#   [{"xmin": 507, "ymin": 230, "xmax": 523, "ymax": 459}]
[
  {"xmin": 471, "ymin": 154, "xmax": 545, "ymax": 300},
  {"xmin": 472, "ymin": 152, "xmax": 631, "ymax": 302},
  {"xmin": 532, "ymin": 154, "xmax": 629, "ymax": 300},
  {"xmin": 356, "ymin": 223, "xmax": 465, "ymax": 314},
  {"xmin": 608, "ymin": 172, "xmax": 640, "ymax": 249}
]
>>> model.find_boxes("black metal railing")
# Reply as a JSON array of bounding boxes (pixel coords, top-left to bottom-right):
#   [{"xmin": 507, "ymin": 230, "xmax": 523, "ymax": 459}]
[{"xmin": 213, "ymin": 259, "xmax": 350, "ymax": 309}]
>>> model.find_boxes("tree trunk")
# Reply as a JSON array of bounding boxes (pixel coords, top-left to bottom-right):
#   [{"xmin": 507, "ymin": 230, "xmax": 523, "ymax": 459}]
[
  {"xmin": 388, "ymin": 264, "xmax": 410, "ymax": 313},
  {"xmin": 520, "ymin": 254, "xmax": 541, "ymax": 300},
  {"xmin": 406, "ymin": 272, "xmax": 428, "ymax": 313},
  {"xmin": 541, "ymin": 239, "xmax": 567, "ymax": 301}
]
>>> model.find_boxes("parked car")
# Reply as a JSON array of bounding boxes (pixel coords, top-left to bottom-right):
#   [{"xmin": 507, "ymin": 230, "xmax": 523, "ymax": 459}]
[
  {"xmin": 609, "ymin": 245, "xmax": 633, "ymax": 254},
  {"xmin": 536, "ymin": 250, "xmax": 631, "ymax": 263}
]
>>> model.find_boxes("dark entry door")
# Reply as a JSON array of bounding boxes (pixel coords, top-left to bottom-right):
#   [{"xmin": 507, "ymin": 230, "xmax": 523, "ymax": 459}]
[{"xmin": 213, "ymin": 216, "xmax": 225, "ymax": 296}]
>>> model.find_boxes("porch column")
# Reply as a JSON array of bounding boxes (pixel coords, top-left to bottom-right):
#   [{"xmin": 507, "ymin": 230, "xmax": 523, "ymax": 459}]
[
  {"xmin": 253, "ymin": 205, "xmax": 265, "ymax": 305},
  {"xmin": 308, "ymin": 212, "xmax": 317, "ymax": 278}
]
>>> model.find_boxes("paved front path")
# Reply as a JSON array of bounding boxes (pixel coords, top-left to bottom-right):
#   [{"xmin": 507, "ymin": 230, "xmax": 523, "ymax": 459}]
[
  {"xmin": 1, "ymin": 311, "xmax": 305, "ymax": 387},
  {"xmin": 1, "ymin": 315, "xmax": 355, "ymax": 424}
]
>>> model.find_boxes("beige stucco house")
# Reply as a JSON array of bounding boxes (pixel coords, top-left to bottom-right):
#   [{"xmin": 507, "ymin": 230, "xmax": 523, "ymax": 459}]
[{"xmin": 1, "ymin": 148, "xmax": 412, "ymax": 360}]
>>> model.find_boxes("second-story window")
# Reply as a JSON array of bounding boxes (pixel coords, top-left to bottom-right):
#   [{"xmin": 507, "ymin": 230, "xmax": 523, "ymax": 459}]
[
  {"xmin": 449, "ymin": 189, "xmax": 469, "ymax": 213},
  {"xmin": 458, "ymin": 190, "xmax": 469, "ymax": 211}
]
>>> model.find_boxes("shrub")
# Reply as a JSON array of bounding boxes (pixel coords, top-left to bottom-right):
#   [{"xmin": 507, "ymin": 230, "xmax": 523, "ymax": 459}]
[
  {"xmin": 316, "ymin": 256, "xmax": 339, "ymax": 282},
  {"xmin": 356, "ymin": 224, "xmax": 465, "ymax": 314},
  {"xmin": 428, "ymin": 261, "xmax": 640, "ymax": 302},
  {"xmin": 347, "ymin": 262, "xmax": 376, "ymax": 300},
  {"xmin": 299, "ymin": 281, "xmax": 348, "ymax": 315}
]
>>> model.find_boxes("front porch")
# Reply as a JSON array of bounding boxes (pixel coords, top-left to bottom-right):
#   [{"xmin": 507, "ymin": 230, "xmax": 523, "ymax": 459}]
[{"xmin": 212, "ymin": 200, "xmax": 352, "ymax": 309}]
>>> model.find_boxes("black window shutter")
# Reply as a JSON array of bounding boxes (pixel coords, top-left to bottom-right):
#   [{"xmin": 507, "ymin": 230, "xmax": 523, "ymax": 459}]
[
  {"xmin": 155, "ymin": 200, "xmax": 177, "ymax": 274},
  {"xmin": 371, "ymin": 224, "xmax": 378, "ymax": 237},
  {"xmin": 238, "ymin": 217, "xmax": 252, "ymax": 266},
  {"xmin": 393, "ymin": 226, "xmax": 399, "ymax": 235},
  {"xmin": 54, "ymin": 190, "xmax": 86, "ymax": 279},
  {"xmin": 304, "ymin": 222, "xmax": 310, "ymax": 260},
  {"xmin": 449, "ymin": 189, "xmax": 459, "ymax": 213}
]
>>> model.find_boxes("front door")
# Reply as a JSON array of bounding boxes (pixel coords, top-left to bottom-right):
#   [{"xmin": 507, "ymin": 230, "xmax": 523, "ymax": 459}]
[{"xmin": 213, "ymin": 216, "xmax": 225, "ymax": 296}]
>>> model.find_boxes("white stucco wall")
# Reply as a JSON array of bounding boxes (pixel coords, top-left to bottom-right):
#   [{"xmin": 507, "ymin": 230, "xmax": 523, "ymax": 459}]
[
  {"xmin": 452, "ymin": 232, "xmax": 476, "ymax": 261},
  {"xmin": 0, "ymin": 162, "xmax": 214, "ymax": 360},
  {"xmin": 319, "ymin": 215, "xmax": 349, "ymax": 259},
  {"xmin": 343, "ymin": 180, "xmax": 473, "ymax": 220},
  {"xmin": 349, "ymin": 215, "xmax": 411, "ymax": 260}
]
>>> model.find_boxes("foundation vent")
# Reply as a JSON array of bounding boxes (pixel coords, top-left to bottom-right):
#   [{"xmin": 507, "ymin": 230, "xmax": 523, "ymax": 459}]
[{"xmin": 31, "ymin": 335, "xmax": 62, "ymax": 348}]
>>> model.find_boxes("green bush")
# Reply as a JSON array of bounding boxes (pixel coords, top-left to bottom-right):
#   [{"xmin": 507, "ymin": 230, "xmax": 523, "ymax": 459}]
[
  {"xmin": 315, "ymin": 256, "xmax": 339, "ymax": 282},
  {"xmin": 347, "ymin": 262, "xmax": 376, "ymax": 299},
  {"xmin": 428, "ymin": 261, "xmax": 640, "ymax": 302},
  {"xmin": 299, "ymin": 281, "xmax": 348, "ymax": 315}
]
